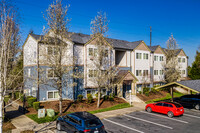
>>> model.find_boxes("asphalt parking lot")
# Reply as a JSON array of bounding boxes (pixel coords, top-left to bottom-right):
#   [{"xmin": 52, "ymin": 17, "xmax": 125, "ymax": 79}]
[{"xmin": 102, "ymin": 108, "xmax": 200, "ymax": 133}]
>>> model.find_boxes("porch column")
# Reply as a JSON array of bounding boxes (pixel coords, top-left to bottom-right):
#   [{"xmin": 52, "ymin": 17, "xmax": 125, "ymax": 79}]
[{"xmin": 131, "ymin": 81, "xmax": 136, "ymax": 95}]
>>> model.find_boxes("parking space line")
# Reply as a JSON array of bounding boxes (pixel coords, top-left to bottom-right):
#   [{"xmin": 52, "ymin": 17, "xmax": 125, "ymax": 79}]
[
  {"xmin": 140, "ymin": 111, "xmax": 188, "ymax": 124},
  {"xmin": 184, "ymin": 113, "xmax": 200, "ymax": 119},
  {"xmin": 104, "ymin": 119, "xmax": 144, "ymax": 133},
  {"xmin": 124, "ymin": 114, "xmax": 173, "ymax": 129}
]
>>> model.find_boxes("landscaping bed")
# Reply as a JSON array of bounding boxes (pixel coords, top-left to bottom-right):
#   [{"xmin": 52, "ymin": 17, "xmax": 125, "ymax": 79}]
[{"xmin": 3, "ymin": 118, "xmax": 16, "ymax": 133}]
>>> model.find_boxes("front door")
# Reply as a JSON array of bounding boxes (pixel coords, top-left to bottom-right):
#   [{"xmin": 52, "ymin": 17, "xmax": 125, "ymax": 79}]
[{"xmin": 123, "ymin": 83, "xmax": 126, "ymax": 98}]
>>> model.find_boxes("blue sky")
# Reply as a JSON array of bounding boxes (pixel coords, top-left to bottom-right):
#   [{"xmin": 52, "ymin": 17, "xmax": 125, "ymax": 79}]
[{"xmin": 14, "ymin": 0, "xmax": 200, "ymax": 65}]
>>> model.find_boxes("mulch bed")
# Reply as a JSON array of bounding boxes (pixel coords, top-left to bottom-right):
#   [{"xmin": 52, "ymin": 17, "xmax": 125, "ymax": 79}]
[
  {"xmin": 137, "ymin": 91, "xmax": 168, "ymax": 102},
  {"xmin": 26, "ymin": 97, "xmax": 127, "ymax": 115},
  {"xmin": 3, "ymin": 121, "xmax": 16, "ymax": 132}
]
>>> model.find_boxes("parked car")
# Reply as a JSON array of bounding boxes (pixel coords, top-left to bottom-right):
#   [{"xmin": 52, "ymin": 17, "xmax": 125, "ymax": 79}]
[
  {"xmin": 174, "ymin": 94, "xmax": 200, "ymax": 110},
  {"xmin": 145, "ymin": 102, "xmax": 184, "ymax": 117},
  {"xmin": 56, "ymin": 111, "xmax": 106, "ymax": 133}
]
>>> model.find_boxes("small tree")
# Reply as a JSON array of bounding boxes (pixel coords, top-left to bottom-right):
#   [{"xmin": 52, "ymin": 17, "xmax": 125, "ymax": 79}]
[{"xmin": 90, "ymin": 11, "xmax": 118, "ymax": 108}]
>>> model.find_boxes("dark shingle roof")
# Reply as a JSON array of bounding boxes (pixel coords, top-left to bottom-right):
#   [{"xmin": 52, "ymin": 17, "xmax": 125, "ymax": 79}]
[
  {"xmin": 148, "ymin": 45, "xmax": 159, "ymax": 52},
  {"xmin": 177, "ymin": 80, "xmax": 200, "ymax": 92},
  {"xmin": 162, "ymin": 48, "xmax": 182, "ymax": 56},
  {"xmin": 29, "ymin": 33, "xmax": 143, "ymax": 50}
]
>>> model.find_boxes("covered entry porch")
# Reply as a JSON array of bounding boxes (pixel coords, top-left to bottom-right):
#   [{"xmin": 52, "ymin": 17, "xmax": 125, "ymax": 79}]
[{"xmin": 115, "ymin": 70, "xmax": 138, "ymax": 100}]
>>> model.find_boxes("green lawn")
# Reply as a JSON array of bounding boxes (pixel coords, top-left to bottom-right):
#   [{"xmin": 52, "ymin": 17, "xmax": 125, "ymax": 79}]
[
  {"xmin": 89, "ymin": 103, "xmax": 132, "ymax": 114},
  {"xmin": 27, "ymin": 103, "xmax": 131, "ymax": 124},
  {"xmin": 145, "ymin": 92, "xmax": 184, "ymax": 104}
]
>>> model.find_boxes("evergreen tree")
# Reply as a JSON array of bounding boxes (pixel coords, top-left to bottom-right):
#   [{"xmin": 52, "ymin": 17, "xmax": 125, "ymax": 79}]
[{"xmin": 189, "ymin": 51, "xmax": 200, "ymax": 79}]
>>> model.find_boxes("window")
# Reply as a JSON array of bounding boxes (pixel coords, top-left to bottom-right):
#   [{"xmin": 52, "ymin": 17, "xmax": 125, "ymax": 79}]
[
  {"xmin": 154, "ymin": 56, "xmax": 158, "ymax": 61},
  {"xmin": 154, "ymin": 70, "xmax": 158, "ymax": 75},
  {"xmin": 47, "ymin": 46, "xmax": 59, "ymax": 55},
  {"xmin": 155, "ymin": 103, "xmax": 163, "ymax": 106},
  {"xmin": 160, "ymin": 56, "xmax": 164, "ymax": 61},
  {"xmin": 28, "ymin": 68, "xmax": 31, "ymax": 77},
  {"xmin": 182, "ymin": 58, "xmax": 185, "ymax": 63},
  {"xmin": 143, "ymin": 53, "xmax": 148, "ymax": 60},
  {"xmin": 136, "ymin": 70, "xmax": 142, "ymax": 76},
  {"xmin": 32, "ymin": 87, "xmax": 37, "ymax": 97},
  {"xmin": 179, "ymin": 58, "xmax": 182, "ymax": 62},
  {"xmin": 182, "ymin": 70, "xmax": 186, "ymax": 75},
  {"xmin": 47, "ymin": 69, "xmax": 57, "ymax": 78},
  {"xmin": 94, "ymin": 49, "xmax": 98, "ymax": 56},
  {"xmin": 143, "ymin": 70, "xmax": 148, "ymax": 76},
  {"xmin": 89, "ymin": 48, "xmax": 93, "ymax": 56},
  {"xmin": 88, "ymin": 70, "xmax": 98, "ymax": 77},
  {"xmin": 159, "ymin": 70, "xmax": 164, "ymax": 75},
  {"xmin": 136, "ymin": 53, "xmax": 142, "ymax": 59},
  {"xmin": 47, "ymin": 91, "xmax": 59, "ymax": 99}
]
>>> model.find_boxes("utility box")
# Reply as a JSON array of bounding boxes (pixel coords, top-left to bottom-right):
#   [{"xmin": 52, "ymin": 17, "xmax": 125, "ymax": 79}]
[
  {"xmin": 47, "ymin": 109, "xmax": 55, "ymax": 117},
  {"xmin": 38, "ymin": 109, "xmax": 45, "ymax": 118}
]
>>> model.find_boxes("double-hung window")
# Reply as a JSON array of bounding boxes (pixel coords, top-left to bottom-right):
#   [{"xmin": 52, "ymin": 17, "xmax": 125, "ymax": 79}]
[
  {"xmin": 178, "ymin": 58, "xmax": 181, "ymax": 63},
  {"xmin": 136, "ymin": 53, "xmax": 142, "ymax": 59},
  {"xmin": 154, "ymin": 70, "xmax": 158, "ymax": 75},
  {"xmin": 143, "ymin": 53, "xmax": 148, "ymax": 60},
  {"xmin": 47, "ymin": 91, "xmax": 59, "ymax": 99},
  {"xmin": 160, "ymin": 56, "xmax": 164, "ymax": 61},
  {"xmin": 47, "ymin": 69, "xmax": 57, "ymax": 78},
  {"xmin": 136, "ymin": 70, "xmax": 142, "ymax": 76},
  {"xmin": 143, "ymin": 70, "xmax": 148, "ymax": 76}
]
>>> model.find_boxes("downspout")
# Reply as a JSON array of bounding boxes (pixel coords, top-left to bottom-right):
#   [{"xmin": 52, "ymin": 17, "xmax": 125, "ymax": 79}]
[{"xmin": 37, "ymin": 42, "xmax": 40, "ymax": 101}]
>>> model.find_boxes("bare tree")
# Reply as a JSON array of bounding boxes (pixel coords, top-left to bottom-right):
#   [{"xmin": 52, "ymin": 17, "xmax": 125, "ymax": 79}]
[
  {"xmin": 164, "ymin": 34, "xmax": 181, "ymax": 101},
  {"xmin": 164, "ymin": 34, "xmax": 181, "ymax": 83},
  {"xmin": 42, "ymin": 0, "xmax": 81, "ymax": 115},
  {"xmin": 0, "ymin": 0, "xmax": 20, "ymax": 132},
  {"xmin": 90, "ymin": 11, "xmax": 118, "ymax": 108}
]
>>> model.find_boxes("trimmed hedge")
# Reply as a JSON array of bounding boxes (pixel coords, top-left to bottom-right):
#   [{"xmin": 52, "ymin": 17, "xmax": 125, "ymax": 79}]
[
  {"xmin": 87, "ymin": 94, "xmax": 93, "ymax": 104},
  {"xmin": 28, "ymin": 97, "xmax": 37, "ymax": 107},
  {"xmin": 33, "ymin": 102, "xmax": 40, "ymax": 111}
]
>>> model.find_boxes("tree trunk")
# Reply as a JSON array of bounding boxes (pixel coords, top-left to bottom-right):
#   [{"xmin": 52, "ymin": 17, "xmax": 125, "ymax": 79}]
[
  {"xmin": 97, "ymin": 88, "xmax": 101, "ymax": 108},
  {"xmin": 0, "ymin": 99, "xmax": 3, "ymax": 133},
  {"xmin": 170, "ymin": 87, "xmax": 173, "ymax": 102}
]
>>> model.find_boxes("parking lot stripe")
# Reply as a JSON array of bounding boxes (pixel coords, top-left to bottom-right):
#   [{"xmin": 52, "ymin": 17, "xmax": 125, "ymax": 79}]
[
  {"xmin": 104, "ymin": 119, "xmax": 144, "ymax": 133},
  {"xmin": 184, "ymin": 113, "xmax": 200, "ymax": 119},
  {"xmin": 140, "ymin": 111, "xmax": 188, "ymax": 124},
  {"xmin": 124, "ymin": 114, "xmax": 173, "ymax": 129}
]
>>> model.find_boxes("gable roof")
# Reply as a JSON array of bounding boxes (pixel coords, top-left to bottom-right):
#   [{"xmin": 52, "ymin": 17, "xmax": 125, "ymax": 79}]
[
  {"xmin": 115, "ymin": 70, "xmax": 138, "ymax": 83},
  {"xmin": 155, "ymin": 80, "xmax": 200, "ymax": 93},
  {"xmin": 162, "ymin": 48, "xmax": 186, "ymax": 56},
  {"xmin": 148, "ymin": 45, "xmax": 160, "ymax": 52}
]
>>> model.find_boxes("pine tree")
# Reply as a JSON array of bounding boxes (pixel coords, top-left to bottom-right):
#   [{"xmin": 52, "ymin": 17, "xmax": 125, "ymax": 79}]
[{"xmin": 189, "ymin": 51, "xmax": 200, "ymax": 79}]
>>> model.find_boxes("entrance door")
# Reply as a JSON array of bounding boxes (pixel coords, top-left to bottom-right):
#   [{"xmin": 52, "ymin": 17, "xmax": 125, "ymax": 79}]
[{"xmin": 123, "ymin": 83, "xmax": 126, "ymax": 98}]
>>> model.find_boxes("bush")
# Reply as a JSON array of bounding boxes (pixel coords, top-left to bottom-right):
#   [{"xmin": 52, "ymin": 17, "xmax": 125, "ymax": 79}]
[
  {"xmin": 77, "ymin": 94, "xmax": 83, "ymax": 102},
  {"xmin": 109, "ymin": 94, "xmax": 114, "ymax": 101},
  {"xmin": 103, "ymin": 95, "xmax": 109, "ymax": 101},
  {"xmin": 28, "ymin": 97, "xmax": 37, "ymax": 107},
  {"xmin": 26, "ymin": 96, "xmax": 33, "ymax": 100},
  {"xmin": 87, "ymin": 94, "xmax": 93, "ymax": 104},
  {"xmin": 20, "ymin": 95, "xmax": 25, "ymax": 102},
  {"xmin": 33, "ymin": 102, "xmax": 40, "ymax": 111},
  {"xmin": 143, "ymin": 87, "xmax": 150, "ymax": 93},
  {"xmin": 150, "ymin": 88, "xmax": 158, "ymax": 94},
  {"xmin": 95, "ymin": 93, "xmax": 102, "ymax": 99},
  {"xmin": 145, "ymin": 92, "xmax": 149, "ymax": 96},
  {"xmin": 15, "ymin": 92, "xmax": 22, "ymax": 99}
]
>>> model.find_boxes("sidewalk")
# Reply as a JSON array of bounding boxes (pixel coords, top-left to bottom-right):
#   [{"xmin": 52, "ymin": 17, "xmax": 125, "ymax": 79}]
[{"xmin": 10, "ymin": 102, "xmax": 146, "ymax": 133}]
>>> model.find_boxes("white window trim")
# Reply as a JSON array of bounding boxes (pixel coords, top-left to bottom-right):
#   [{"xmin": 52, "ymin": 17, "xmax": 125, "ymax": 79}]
[{"xmin": 47, "ymin": 90, "xmax": 59, "ymax": 100}]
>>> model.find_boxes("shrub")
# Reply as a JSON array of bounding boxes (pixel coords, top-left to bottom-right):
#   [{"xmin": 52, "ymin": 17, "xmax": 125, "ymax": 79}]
[
  {"xmin": 103, "ymin": 95, "xmax": 109, "ymax": 101},
  {"xmin": 33, "ymin": 102, "xmax": 40, "ymax": 111},
  {"xmin": 145, "ymin": 92, "xmax": 149, "ymax": 96},
  {"xmin": 95, "ymin": 93, "xmax": 102, "ymax": 99},
  {"xmin": 20, "ymin": 95, "xmax": 25, "ymax": 102},
  {"xmin": 150, "ymin": 88, "xmax": 158, "ymax": 94},
  {"xmin": 139, "ymin": 91, "xmax": 142, "ymax": 94},
  {"xmin": 26, "ymin": 96, "xmax": 33, "ymax": 100},
  {"xmin": 77, "ymin": 94, "xmax": 83, "ymax": 102},
  {"xmin": 15, "ymin": 92, "xmax": 22, "ymax": 99},
  {"xmin": 87, "ymin": 94, "xmax": 93, "ymax": 104},
  {"xmin": 143, "ymin": 87, "xmax": 150, "ymax": 93},
  {"xmin": 28, "ymin": 97, "xmax": 37, "ymax": 107},
  {"xmin": 109, "ymin": 94, "xmax": 114, "ymax": 101}
]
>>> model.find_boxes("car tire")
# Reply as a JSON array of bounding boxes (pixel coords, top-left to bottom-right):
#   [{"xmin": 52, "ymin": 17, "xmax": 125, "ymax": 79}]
[
  {"xmin": 194, "ymin": 104, "xmax": 200, "ymax": 110},
  {"xmin": 167, "ymin": 111, "xmax": 174, "ymax": 118},
  {"xmin": 147, "ymin": 107, "xmax": 152, "ymax": 113},
  {"xmin": 57, "ymin": 122, "xmax": 62, "ymax": 131}
]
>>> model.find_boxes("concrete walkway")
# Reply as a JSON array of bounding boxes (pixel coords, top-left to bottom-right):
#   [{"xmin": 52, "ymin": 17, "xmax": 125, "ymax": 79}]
[{"xmin": 9, "ymin": 102, "xmax": 146, "ymax": 133}]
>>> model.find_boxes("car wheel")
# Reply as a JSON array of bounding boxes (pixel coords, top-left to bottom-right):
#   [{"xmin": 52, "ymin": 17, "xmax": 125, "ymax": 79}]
[
  {"xmin": 167, "ymin": 111, "xmax": 174, "ymax": 118},
  {"xmin": 147, "ymin": 107, "xmax": 152, "ymax": 113},
  {"xmin": 57, "ymin": 122, "xmax": 62, "ymax": 131},
  {"xmin": 195, "ymin": 104, "xmax": 200, "ymax": 110}
]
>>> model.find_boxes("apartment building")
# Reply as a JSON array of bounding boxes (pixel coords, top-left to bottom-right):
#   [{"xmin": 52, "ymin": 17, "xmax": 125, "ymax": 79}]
[{"xmin": 23, "ymin": 32, "xmax": 188, "ymax": 101}]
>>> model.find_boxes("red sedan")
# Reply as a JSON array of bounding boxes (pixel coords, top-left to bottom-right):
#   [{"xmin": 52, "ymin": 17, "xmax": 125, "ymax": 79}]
[{"xmin": 145, "ymin": 102, "xmax": 184, "ymax": 117}]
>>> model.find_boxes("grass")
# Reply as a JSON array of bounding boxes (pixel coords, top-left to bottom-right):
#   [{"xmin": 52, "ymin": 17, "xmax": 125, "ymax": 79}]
[
  {"xmin": 26, "ymin": 112, "xmax": 59, "ymax": 124},
  {"xmin": 89, "ymin": 103, "xmax": 132, "ymax": 114},
  {"xmin": 145, "ymin": 92, "xmax": 184, "ymax": 104}
]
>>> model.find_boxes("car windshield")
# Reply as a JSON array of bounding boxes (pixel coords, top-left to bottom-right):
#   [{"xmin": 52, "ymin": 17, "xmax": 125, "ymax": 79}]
[
  {"xmin": 173, "ymin": 103, "xmax": 182, "ymax": 108},
  {"xmin": 85, "ymin": 119, "xmax": 102, "ymax": 128}
]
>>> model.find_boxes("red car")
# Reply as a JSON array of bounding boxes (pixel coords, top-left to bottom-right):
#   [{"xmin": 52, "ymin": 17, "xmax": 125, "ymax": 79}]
[{"xmin": 145, "ymin": 102, "xmax": 184, "ymax": 117}]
